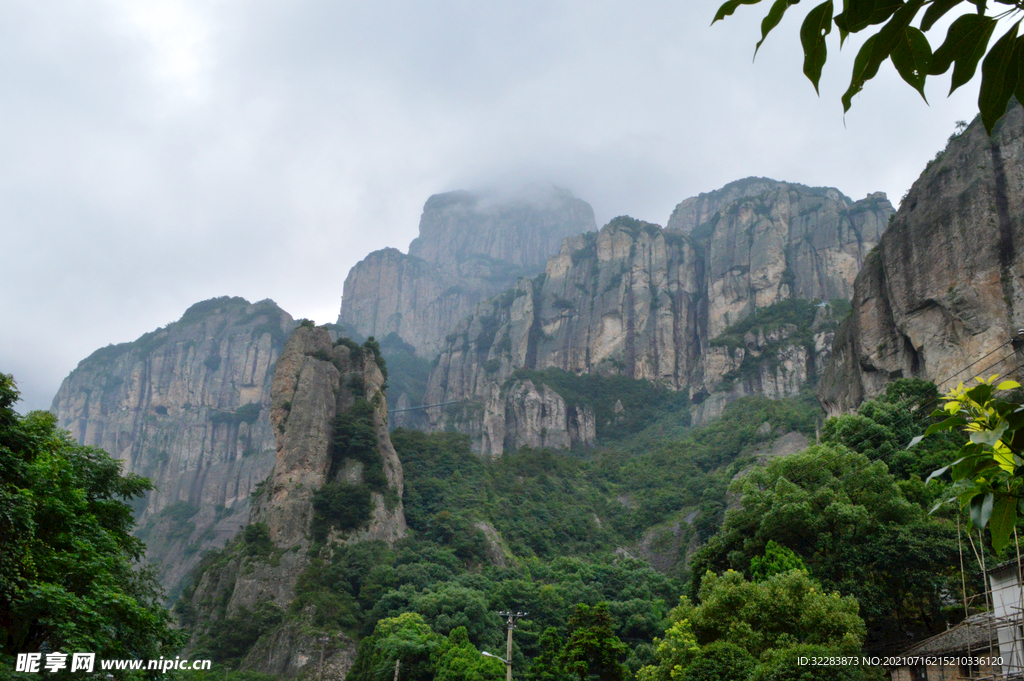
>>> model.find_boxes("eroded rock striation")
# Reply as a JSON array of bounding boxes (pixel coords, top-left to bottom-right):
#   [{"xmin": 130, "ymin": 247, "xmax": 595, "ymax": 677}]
[
  {"xmin": 819, "ymin": 107, "xmax": 1024, "ymax": 415},
  {"xmin": 338, "ymin": 187, "xmax": 596, "ymax": 360},
  {"xmin": 426, "ymin": 181, "xmax": 893, "ymax": 454},
  {"xmin": 50, "ymin": 297, "xmax": 296, "ymax": 593},
  {"xmin": 183, "ymin": 325, "xmax": 406, "ymax": 679}
]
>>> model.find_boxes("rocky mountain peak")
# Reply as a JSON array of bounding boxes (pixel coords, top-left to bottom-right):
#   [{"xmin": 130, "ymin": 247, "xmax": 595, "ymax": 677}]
[
  {"xmin": 50, "ymin": 296, "xmax": 296, "ymax": 593},
  {"xmin": 424, "ymin": 179, "xmax": 893, "ymax": 453},
  {"xmin": 339, "ymin": 186, "xmax": 596, "ymax": 359}
]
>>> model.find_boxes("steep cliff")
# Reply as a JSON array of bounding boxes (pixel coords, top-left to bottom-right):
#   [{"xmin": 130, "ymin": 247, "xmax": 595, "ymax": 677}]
[
  {"xmin": 50, "ymin": 296, "xmax": 296, "ymax": 594},
  {"xmin": 425, "ymin": 182, "xmax": 893, "ymax": 454},
  {"xmin": 338, "ymin": 187, "xmax": 596, "ymax": 361},
  {"xmin": 819, "ymin": 106, "xmax": 1024, "ymax": 414},
  {"xmin": 181, "ymin": 325, "xmax": 406, "ymax": 679}
]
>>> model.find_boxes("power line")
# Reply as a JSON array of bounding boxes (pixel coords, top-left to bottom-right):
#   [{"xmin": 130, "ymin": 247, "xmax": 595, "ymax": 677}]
[{"xmin": 388, "ymin": 399, "xmax": 466, "ymax": 414}]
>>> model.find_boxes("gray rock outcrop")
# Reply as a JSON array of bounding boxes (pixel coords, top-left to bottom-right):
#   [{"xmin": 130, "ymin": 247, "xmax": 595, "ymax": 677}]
[
  {"xmin": 425, "ymin": 181, "xmax": 892, "ymax": 454},
  {"xmin": 251, "ymin": 325, "xmax": 406, "ymax": 547},
  {"xmin": 184, "ymin": 325, "xmax": 406, "ymax": 679},
  {"xmin": 819, "ymin": 106, "xmax": 1024, "ymax": 414},
  {"xmin": 338, "ymin": 187, "xmax": 596, "ymax": 359},
  {"xmin": 50, "ymin": 296, "xmax": 296, "ymax": 593}
]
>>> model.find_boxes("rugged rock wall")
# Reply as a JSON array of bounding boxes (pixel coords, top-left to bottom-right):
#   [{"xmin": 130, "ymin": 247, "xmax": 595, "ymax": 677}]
[
  {"xmin": 250, "ymin": 325, "xmax": 406, "ymax": 547},
  {"xmin": 50, "ymin": 297, "xmax": 296, "ymax": 594},
  {"xmin": 338, "ymin": 187, "xmax": 596, "ymax": 360},
  {"xmin": 184, "ymin": 325, "xmax": 406, "ymax": 679},
  {"xmin": 819, "ymin": 107, "xmax": 1024, "ymax": 415},
  {"xmin": 426, "ymin": 182, "xmax": 892, "ymax": 454}
]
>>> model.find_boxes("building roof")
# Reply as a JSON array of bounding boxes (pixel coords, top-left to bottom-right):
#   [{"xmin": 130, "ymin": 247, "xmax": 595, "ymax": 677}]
[{"xmin": 899, "ymin": 613, "xmax": 998, "ymax": 658}]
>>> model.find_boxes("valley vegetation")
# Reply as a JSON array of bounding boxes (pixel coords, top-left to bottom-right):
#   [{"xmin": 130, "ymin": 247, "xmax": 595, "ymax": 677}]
[
  {"xmin": 3, "ymin": 304, "xmax": 996, "ymax": 681},
  {"xmin": 173, "ymin": 359, "xmax": 980, "ymax": 681}
]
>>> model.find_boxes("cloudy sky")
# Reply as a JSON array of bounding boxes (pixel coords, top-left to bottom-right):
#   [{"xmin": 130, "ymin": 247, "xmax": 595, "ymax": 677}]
[{"xmin": 3, "ymin": 0, "xmax": 982, "ymax": 411}]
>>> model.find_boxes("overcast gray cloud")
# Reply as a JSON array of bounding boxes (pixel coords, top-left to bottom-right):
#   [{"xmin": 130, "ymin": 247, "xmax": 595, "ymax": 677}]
[{"xmin": 2, "ymin": 0, "xmax": 982, "ymax": 411}]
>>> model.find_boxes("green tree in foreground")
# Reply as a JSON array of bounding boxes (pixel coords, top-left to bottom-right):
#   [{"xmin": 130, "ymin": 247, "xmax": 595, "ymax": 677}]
[
  {"xmin": 559, "ymin": 603, "xmax": 629, "ymax": 681},
  {"xmin": 0, "ymin": 373, "xmax": 182, "ymax": 669},
  {"xmin": 347, "ymin": 613, "xmax": 442, "ymax": 681},
  {"xmin": 639, "ymin": 570, "xmax": 876, "ymax": 681},
  {"xmin": 714, "ymin": 0, "xmax": 1024, "ymax": 132},
  {"xmin": 917, "ymin": 375, "xmax": 1024, "ymax": 553},
  {"xmin": 689, "ymin": 442, "xmax": 964, "ymax": 645}
]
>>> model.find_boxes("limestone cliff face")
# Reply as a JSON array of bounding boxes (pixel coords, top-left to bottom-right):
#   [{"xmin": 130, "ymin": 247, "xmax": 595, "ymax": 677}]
[
  {"xmin": 339, "ymin": 187, "xmax": 596, "ymax": 359},
  {"xmin": 184, "ymin": 326, "xmax": 406, "ymax": 679},
  {"xmin": 820, "ymin": 107, "xmax": 1024, "ymax": 415},
  {"xmin": 425, "ymin": 182, "xmax": 892, "ymax": 454},
  {"xmin": 685, "ymin": 180, "xmax": 891, "ymax": 338},
  {"xmin": 250, "ymin": 325, "xmax": 406, "ymax": 547},
  {"xmin": 50, "ymin": 297, "xmax": 295, "ymax": 593}
]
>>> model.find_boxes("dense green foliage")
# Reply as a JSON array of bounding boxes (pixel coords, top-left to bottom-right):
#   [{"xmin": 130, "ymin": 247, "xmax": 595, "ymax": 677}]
[
  {"xmin": 821, "ymin": 378, "xmax": 962, "ymax": 480},
  {"xmin": 395, "ymin": 391, "xmax": 821, "ymax": 565},
  {"xmin": 749, "ymin": 541, "xmax": 806, "ymax": 582},
  {"xmin": 177, "ymin": 358, "xmax": 970, "ymax": 679},
  {"xmin": 510, "ymin": 369, "xmax": 690, "ymax": 443},
  {"xmin": 209, "ymin": 402, "xmax": 261, "ymax": 426},
  {"xmin": 311, "ymin": 395, "xmax": 387, "ymax": 541},
  {"xmin": 559, "ymin": 603, "xmax": 629, "ymax": 681},
  {"xmin": 689, "ymin": 441, "xmax": 968, "ymax": 646},
  {"xmin": 348, "ymin": 615, "xmax": 505, "ymax": 681},
  {"xmin": 379, "ymin": 333, "xmax": 432, "ymax": 408},
  {"xmin": 0, "ymin": 373, "xmax": 182, "ymax": 673},
  {"xmin": 639, "ymin": 569, "xmax": 875, "ymax": 681}
]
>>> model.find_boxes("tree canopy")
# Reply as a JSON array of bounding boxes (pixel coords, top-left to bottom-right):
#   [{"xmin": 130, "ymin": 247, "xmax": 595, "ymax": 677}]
[
  {"xmin": 688, "ymin": 441, "xmax": 966, "ymax": 645},
  {"xmin": 638, "ymin": 569, "xmax": 872, "ymax": 681},
  {"xmin": 0, "ymin": 373, "xmax": 182, "ymax": 670},
  {"xmin": 714, "ymin": 0, "xmax": 1024, "ymax": 132}
]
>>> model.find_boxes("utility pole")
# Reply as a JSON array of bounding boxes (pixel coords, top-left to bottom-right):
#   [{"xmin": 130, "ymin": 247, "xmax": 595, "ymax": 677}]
[
  {"xmin": 498, "ymin": 610, "xmax": 527, "ymax": 681},
  {"xmin": 317, "ymin": 635, "xmax": 329, "ymax": 681},
  {"xmin": 393, "ymin": 658, "xmax": 400, "ymax": 681}
]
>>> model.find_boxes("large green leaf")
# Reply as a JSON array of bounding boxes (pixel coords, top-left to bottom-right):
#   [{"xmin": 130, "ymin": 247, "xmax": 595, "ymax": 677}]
[
  {"xmin": 969, "ymin": 419, "xmax": 1008, "ymax": 447},
  {"xmin": 801, "ymin": 1, "xmax": 834, "ymax": 93},
  {"xmin": 843, "ymin": 34, "xmax": 881, "ymax": 109},
  {"xmin": 966, "ymin": 382, "xmax": 995, "ymax": 405},
  {"xmin": 891, "ymin": 26, "xmax": 932, "ymax": 99},
  {"xmin": 970, "ymin": 491, "xmax": 994, "ymax": 529},
  {"xmin": 952, "ymin": 455, "xmax": 999, "ymax": 481},
  {"xmin": 989, "ymin": 494, "xmax": 1017, "ymax": 552},
  {"xmin": 713, "ymin": 0, "xmax": 764, "ymax": 23},
  {"xmin": 835, "ymin": 0, "xmax": 902, "ymax": 33},
  {"xmin": 921, "ymin": 0, "xmax": 967, "ymax": 31},
  {"xmin": 930, "ymin": 14, "xmax": 997, "ymax": 94},
  {"xmin": 979, "ymin": 24, "xmax": 1022, "ymax": 134},
  {"xmin": 924, "ymin": 415, "xmax": 968, "ymax": 435},
  {"xmin": 839, "ymin": 1, "xmax": 922, "ymax": 111},
  {"xmin": 756, "ymin": 0, "xmax": 798, "ymax": 55}
]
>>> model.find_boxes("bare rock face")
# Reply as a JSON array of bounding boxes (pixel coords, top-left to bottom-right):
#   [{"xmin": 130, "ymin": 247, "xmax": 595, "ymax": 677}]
[
  {"xmin": 50, "ymin": 297, "xmax": 295, "ymax": 593},
  {"xmin": 425, "ymin": 178, "xmax": 892, "ymax": 453},
  {"xmin": 339, "ymin": 187, "xmax": 596, "ymax": 358},
  {"xmin": 184, "ymin": 325, "xmax": 405, "ymax": 678},
  {"xmin": 689, "ymin": 181, "xmax": 890, "ymax": 338},
  {"xmin": 819, "ymin": 106, "xmax": 1024, "ymax": 415},
  {"xmin": 251, "ymin": 325, "xmax": 406, "ymax": 547}
]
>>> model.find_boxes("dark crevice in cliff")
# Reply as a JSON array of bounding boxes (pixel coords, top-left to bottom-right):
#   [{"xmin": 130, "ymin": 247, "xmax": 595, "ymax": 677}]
[
  {"xmin": 902, "ymin": 335, "xmax": 921, "ymax": 377},
  {"xmin": 991, "ymin": 142, "xmax": 1018, "ymax": 327}
]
